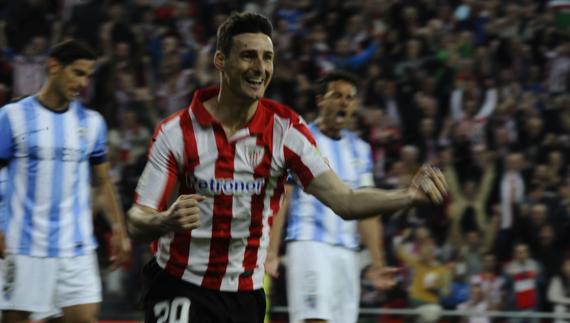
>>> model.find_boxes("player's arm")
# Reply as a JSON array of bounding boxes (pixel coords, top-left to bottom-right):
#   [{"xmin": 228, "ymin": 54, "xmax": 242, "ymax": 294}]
[
  {"xmin": 359, "ymin": 218, "xmax": 402, "ymax": 290},
  {"xmin": 359, "ymin": 218, "xmax": 384, "ymax": 268},
  {"xmin": 304, "ymin": 166, "xmax": 446, "ymax": 220},
  {"xmin": 283, "ymin": 120, "xmax": 446, "ymax": 221},
  {"xmin": 92, "ymin": 162, "xmax": 131, "ymax": 268},
  {"xmin": 0, "ymin": 108, "xmax": 14, "ymax": 170},
  {"xmin": 0, "ymin": 108, "xmax": 13, "ymax": 258},
  {"xmin": 265, "ymin": 183, "xmax": 294, "ymax": 278},
  {"xmin": 127, "ymin": 194, "xmax": 203, "ymax": 242},
  {"xmin": 126, "ymin": 122, "xmax": 204, "ymax": 242}
]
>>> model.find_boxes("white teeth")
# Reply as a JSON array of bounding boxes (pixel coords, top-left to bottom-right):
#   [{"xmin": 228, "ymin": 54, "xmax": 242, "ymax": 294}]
[{"xmin": 246, "ymin": 78, "xmax": 263, "ymax": 85}]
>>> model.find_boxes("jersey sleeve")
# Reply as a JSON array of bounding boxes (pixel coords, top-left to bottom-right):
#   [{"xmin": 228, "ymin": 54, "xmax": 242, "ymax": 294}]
[
  {"xmin": 0, "ymin": 108, "xmax": 14, "ymax": 166},
  {"xmin": 135, "ymin": 126, "xmax": 180, "ymax": 211},
  {"xmin": 90, "ymin": 115, "xmax": 108, "ymax": 165},
  {"xmin": 283, "ymin": 120, "xmax": 330, "ymax": 188},
  {"xmin": 358, "ymin": 142, "xmax": 375, "ymax": 188}
]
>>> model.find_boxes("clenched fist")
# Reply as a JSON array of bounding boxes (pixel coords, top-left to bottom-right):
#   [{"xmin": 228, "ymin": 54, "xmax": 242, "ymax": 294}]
[
  {"xmin": 409, "ymin": 165, "xmax": 448, "ymax": 205},
  {"xmin": 162, "ymin": 194, "xmax": 205, "ymax": 232}
]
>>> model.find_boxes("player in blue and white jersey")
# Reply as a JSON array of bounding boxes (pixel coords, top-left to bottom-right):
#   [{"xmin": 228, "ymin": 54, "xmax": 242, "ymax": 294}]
[
  {"xmin": 0, "ymin": 40, "xmax": 130, "ymax": 323},
  {"xmin": 266, "ymin": 71, "xmax": 401, "ymax": 323}
]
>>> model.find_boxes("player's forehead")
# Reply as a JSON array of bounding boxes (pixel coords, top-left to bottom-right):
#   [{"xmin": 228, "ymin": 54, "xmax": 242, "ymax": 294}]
[
  {"xmin": 66, "ymin": 59, "xmax": 96, "ymax": 74},
  {"xmin": 231, "ymin": 33, "xmax": 274, "ymax": 54},
  {"xmin": 325, "ymin": 80, "xmax": 357, "ymax": 96}
]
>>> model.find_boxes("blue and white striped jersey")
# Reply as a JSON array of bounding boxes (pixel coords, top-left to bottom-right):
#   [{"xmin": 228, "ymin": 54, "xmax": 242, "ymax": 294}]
[
  {"xmin": 285, "ymin": 123, "xmax": 375, "ymax": 250},
  {"xmin": 0, "ymin": 96, "xmax": 107, "ymax": 257},
  {"xmin": 0, "ymin": 168, "xmax": 6, "ymax": 230}
]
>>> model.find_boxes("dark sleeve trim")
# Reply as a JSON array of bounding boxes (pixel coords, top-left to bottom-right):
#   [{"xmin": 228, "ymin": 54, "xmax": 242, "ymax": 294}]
[
  {"xmin": 89, "ymin": 155, "xmax": 107, "ymax": 165},
  {"xmin": 0, "ymin": 159, "xmax": 8, "ymax": 169}
]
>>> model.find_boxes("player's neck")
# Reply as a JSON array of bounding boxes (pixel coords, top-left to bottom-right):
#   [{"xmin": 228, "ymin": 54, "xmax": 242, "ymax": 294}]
[
  {"xmin": 36, "ymin": 83, "xmax": 70, "ymax": 112},
  {"xmin": 204, "ymin": 90, "xmax": 258, "ymax": 137},
  {"xmin": 317, "ymin": 120, "xmax": 341, "ymax": 140}
]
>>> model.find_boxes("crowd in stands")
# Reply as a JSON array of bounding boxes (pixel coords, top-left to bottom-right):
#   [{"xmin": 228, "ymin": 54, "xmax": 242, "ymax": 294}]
[{"xmin": 0, "ymin": 0, "xmax": 569, "ymax": 321}]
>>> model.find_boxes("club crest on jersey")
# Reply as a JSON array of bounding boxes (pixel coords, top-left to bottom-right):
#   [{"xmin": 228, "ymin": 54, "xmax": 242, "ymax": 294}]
[{"xmin": 245, "ymin": 145, "xmax": 265, "ymax": 169}]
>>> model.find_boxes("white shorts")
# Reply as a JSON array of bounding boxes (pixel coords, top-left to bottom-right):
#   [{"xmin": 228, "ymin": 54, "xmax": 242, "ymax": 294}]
[
  {"xmin": 286, "ymin": 240, "xmax": 360, "ymax": 323},
  {"xmin": 0, "ymin": 253, "xmax": 102, "ymax": 314}
]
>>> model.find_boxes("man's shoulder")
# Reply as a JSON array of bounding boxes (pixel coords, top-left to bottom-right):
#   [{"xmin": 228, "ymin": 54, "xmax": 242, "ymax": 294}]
[
  {"xmin": 73, "ymin": 101, "xmax": 106, "ymax": 123},
  {"xmin": 259, "ymin": 98, "xmax": 300, "ymax": 122},
  {"xmin": 156, "ymin": 109, "xmax": 187, "ymax": 134},
  {"xmin": 0, "ymin": 96, "xmax": 33, "ymax": 116}
]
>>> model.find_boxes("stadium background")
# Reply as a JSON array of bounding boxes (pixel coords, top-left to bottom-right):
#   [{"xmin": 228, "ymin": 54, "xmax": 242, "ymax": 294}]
[{"xmin": 0, "ymin": 0, "xmax": 569, "ymax": 322}]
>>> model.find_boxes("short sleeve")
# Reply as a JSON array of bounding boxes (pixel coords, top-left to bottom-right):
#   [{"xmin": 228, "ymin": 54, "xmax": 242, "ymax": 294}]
[
  {"xmin": 358, "ymin": 143, "xmax": 375, "ymax": 188},
  {"xmin": 283, "ymin": 121, "xmax": 330, "ymax": 188},
  {"xmin": 135, "ymin": 126, "xmax": 180, "ymax": 211},
  {"xmin": 0, "ymin": 108, "xmax": 14, "ymax": 163},
  {"xmin": 90, "ymin": 116, "xmax": 108, "ymax": 164}
]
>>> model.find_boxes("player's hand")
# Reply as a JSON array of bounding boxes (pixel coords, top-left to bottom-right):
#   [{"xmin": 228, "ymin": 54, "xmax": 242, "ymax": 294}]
[
  {"xmin": 109, "ymin": 227, "xmax": 131, "ymax": 270},
  {"xmin": 264, "ymin": 252, "xmax": 280, "ymax": 278},
  {"xmin": 364, "ymin": 265, "xmax": 402, "ymax": 290},
  {"xmin": 409, "ymin": 165, "xmax": 448, "ymax": 205},
  {"xmin": 163, "ymin": 194, "xmax": 205, "ymax": 232},
  {"xmin": 0, "ymin": 231, "xmax": 4, "ymax": 259}
]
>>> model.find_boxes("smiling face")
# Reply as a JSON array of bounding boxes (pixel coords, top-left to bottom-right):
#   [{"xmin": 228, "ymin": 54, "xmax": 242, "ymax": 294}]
[
  {"xmin": 50, "ymin": 58, "xmax": 96, "ymax": 103},
  {"xmin": 216, "ymin": 33, "xmax": 274, "ymax": 102},
  {"xmin": 317, "ymin": 80, "xmax": 357, "ymax": 137}
]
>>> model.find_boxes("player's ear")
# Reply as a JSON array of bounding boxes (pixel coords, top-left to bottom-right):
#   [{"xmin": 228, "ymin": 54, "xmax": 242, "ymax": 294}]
[
  {"xmin": 46, "ymin": 58, "xmax": 61, "ymax": 76},
  {"xmin": 316, "ymin": 94, "xmax": 324, "ymax": 108},
  {"xmin": 213, "ymin": 50, "xmax": 225, "ymax": 71}
]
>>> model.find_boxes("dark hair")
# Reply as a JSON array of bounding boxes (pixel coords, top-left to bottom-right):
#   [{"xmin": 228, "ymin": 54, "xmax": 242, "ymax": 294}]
[
  {"xmin": 216, "ymin": 12, "xmax": 273, "ymax": 56},
  {"xmin": 317, "ymin": 70, "xmax": 359, "ymax": 95},
  {"xmin": 48, "ymin": 39, "xmax": 97, "ymax": 66}
]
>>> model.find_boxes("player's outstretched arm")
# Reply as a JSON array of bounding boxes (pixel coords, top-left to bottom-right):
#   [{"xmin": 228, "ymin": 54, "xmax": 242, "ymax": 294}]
[
  {"xmin": 127, "ymin": 194, "xmax": 204, "ymax": 242},
  {"xmin": 305, "ymin": 164, "xmax": 447, "ymax": 220}
]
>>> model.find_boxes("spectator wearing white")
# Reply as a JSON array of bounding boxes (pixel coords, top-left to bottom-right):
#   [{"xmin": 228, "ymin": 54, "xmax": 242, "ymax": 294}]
[
  {"xmin": 458, "ymin": 282, "xmax": 491, "ymax": 323},
  {"xmin": 548, "ymin": 258, "xmax": 570, "ymax": 323}
]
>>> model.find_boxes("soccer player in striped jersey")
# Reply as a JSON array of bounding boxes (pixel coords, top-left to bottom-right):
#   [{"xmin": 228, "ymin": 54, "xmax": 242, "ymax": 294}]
[
  {"xmin": 265, "ymin": 70, "xmax": 397, "ymax": 323},
  {"xmin": 128, "ymin": 12, "xmax": 448, "ymax": 323},
  {"xmin": 0, "ymin": 40, "xmax": 130, "ymax": 323}
]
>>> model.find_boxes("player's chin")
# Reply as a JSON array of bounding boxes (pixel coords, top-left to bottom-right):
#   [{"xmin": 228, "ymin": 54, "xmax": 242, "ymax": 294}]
[{"xmin": 243, "ymin": 88, "xmax": 265, "ymax": 100}]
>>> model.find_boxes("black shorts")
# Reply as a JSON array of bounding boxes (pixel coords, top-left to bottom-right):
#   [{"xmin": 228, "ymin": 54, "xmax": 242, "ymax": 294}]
[{"xmin": 142, "ymin": 258, "xmax": 266, "ymax": 323}]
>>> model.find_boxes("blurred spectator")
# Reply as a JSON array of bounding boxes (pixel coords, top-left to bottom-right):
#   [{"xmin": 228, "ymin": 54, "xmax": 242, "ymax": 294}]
[
  {"xmin": 497, "ymin": 152, "xmax": 525, "ymax": 261},
  {"xmin": 470, "ymin": 252, "xmax": 506, "ymax": 311},
  {"xmin": 548, "ymin": 258, "xmax": 570, "ymax": 323},
  {"xmin": 397, "ymin": 238, "xmax": 450, "ymax": 307},
  {"xmin": 546, "ymin": 42, "xmax": 570, "ymax": 96},
  {"xmin": 444, "ymin": 150, "xmax": 496, "ymax": 238},
  {"xmin": 457, "ymin": 282, "xmax": 491, "ymax": 323},
  {"xmin": 503, "ymin": 242, "xmax": 542, "ymax": 323},
  {"xmin": 107, "ymin": 109, "xmax": 151, "ymax": 168},
  {"xmin": 440, "ymin": 258, "xmax": 470, "ymax": 310},
  {"xmin": 10, "ymin": 36, "xmax": 48, "ymax": 97}
]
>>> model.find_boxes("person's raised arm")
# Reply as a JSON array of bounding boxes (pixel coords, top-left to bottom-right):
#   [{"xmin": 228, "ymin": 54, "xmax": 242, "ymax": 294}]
[{"xmin": 304, "ymin": 165, "xmax": 447, "ymax": 220}]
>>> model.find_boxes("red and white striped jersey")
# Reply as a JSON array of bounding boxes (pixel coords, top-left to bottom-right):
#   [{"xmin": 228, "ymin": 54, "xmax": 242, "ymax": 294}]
[
  {"xmin": 135, "ymin": 87, "xmax": 330, "ymax": 292},
  {"xmin": 505, "ymin": 259, "xmax": 539, "ymax": 309}
]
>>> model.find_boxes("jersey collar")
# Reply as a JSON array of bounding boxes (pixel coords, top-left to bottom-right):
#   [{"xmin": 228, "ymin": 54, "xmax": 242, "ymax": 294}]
[{"xmin": 190, "ymin": 87, "xmax": 267, "ymax": 135}]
